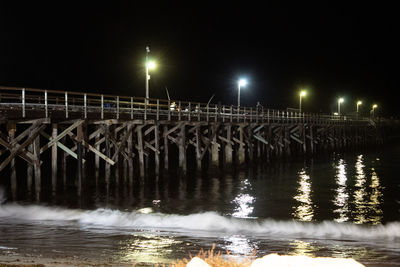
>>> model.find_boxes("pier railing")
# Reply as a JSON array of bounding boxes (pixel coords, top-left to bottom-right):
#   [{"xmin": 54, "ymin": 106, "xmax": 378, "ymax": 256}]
[{"xmin": 0, "ymin": 86, "xmax": 370, "ymax": 125}]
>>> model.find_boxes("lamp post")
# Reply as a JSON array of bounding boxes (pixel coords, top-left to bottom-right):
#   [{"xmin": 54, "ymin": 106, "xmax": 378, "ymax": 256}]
[
  {"xmin": 371, "ymin": 104, "xmax": 378, "ymax": 117},
  {"xmin": 338, "ymin": 98, "xmax": 344, "ymax": 116},
  {"xmin": 145, "ymin": 46, "xmax": 156, "ymax": 104},
  {"xmin": 299, "ymin": 90, "xmax": 307, "ymax": 112},
  {"xmin": 237, "ymin": 79, "xmax": 247, "ymax": 107},
  {"xmin": 356, "ymin": 101, "xmax": 362, "ymax": 115}
]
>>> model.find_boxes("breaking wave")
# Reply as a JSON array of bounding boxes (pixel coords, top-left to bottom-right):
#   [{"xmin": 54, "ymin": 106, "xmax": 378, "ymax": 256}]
[{"xmin": 0, "ymin": 203, "xmax": 399, "ymax": 240}]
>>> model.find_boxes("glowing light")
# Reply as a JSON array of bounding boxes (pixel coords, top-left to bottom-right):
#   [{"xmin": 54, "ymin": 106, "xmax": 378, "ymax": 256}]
[
  {"xmin": 292, "ymin": 168, "xmax": 314, "ymax": 222},
  {"xmin": 338, "ymin": 98, "xmax": 344, "ymax": 103},
  {"xmin": 357, "ymin": 101, "xmax": 362, "ymax": 105},
  {"xmin": 147, "ymin": 61, "xmax": 156, "ymax": 70},
  {"xmin": 238, "ymin": 79, "xmax": 247, "ymax": 87},
  {"xmin": 372, "ymin": 104, "xmax": 378, "ymax": 109},
  {"xmin": 300, "ymin": 90, "xmax": 307, "ymax": 97}
]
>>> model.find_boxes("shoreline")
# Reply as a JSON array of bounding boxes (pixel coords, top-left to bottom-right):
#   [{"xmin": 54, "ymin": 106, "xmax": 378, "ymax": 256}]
[{"xmin": 0, "ymin": 255, "xmax": 134, "ymax": 267}]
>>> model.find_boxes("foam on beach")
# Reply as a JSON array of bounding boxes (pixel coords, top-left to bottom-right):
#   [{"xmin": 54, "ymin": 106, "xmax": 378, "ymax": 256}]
[{"xmin": 0, "ymin": 203, "xmax": 399, "ymax": 241}]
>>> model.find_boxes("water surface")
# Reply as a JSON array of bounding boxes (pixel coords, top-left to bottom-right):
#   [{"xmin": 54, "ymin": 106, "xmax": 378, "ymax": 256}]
[{"xmin": 1, "ymin": 145, "xmax": 399, "ymax": 266}]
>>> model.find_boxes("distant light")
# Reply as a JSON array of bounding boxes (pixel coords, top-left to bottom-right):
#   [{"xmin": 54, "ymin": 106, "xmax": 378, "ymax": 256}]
[
  {"xmin": 238, "ymin": 79, "xmax": 247, "ymax": 87},
  {"xmin": 300, "ymin": 90, "xmax": 307, "ymax": 97},
  {"xmin": 147, "ymin": 61, "xmax": 156, "ymax": 70},
  {"xmin": 334, "ymin": 112, "xmax": 339, "ymax": 116},
  {"xmin": 373, "ymin": 104, "xmax": 378, "ymax": 109},
  {"xmin": 338, "ymin": 98, "xmax": 344, "ymax": 103},
  {"xmin": 357, "ymin": 101, "xmax": 362, "ymax": 105}
]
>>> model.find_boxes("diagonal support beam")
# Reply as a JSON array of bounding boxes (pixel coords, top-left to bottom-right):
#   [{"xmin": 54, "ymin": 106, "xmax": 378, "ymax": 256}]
[
  {"xmin": 65, "ymin": 131, "xmax": 115, "ymax": 165},
  {"xmin": 0, "ymin": 125, "xmax": 46, "ymax": 172},
  {"xmin": 40, "ymin": 131, "xmax": 86, "ymax": 163},
  {"xmin": 0, "ymin": 136, "xmax": 35, "ymax": 165},
  {"xmin": 40, "ymin": 120, "xmax": 84, "ymax": 154},
  {"xmin": 254, "ymin": 134, "xmax": 274, "ymax": 149},
  {"xmin": 111, "ymin": 124, "xmax": 134, "ymax": 162},
  {"xmin": 163, "ymin": 122, "xmax": 184, "ymax": 137},
  {"xmin": 200, "ymin": 125, "xmax": 219, "ymax": 160}
]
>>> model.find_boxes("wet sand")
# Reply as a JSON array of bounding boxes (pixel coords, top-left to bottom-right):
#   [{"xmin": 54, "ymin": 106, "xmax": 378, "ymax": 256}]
[{"xmin": 0, "ymin": 255, "xmax": 133, "ymax": 267}]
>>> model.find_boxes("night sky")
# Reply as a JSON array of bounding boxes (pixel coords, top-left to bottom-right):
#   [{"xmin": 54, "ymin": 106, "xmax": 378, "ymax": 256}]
[{"xmin": 0, "ymin": 3, "xmax": 398, "ymax": 116}]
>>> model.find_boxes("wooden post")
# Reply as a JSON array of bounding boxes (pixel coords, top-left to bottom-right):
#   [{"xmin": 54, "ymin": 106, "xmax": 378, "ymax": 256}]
[
  {"xmin": 178, "ymin": 123, "xmax": 186, "ymax": 173},
  {"xmin": 33, "ymin": 134, "xmax": 41, "ymax": 201},
  {"xmin": 137, "ymin": 126, "xmax": 145, "ymax": 178},
  {"xmin": 51, "ymin": 123, "xmax": 58, "ymax": 192},
  {"xmin": 44, "ymin": 90, "xmax": 48, "ymax": 118},
  {"xmin": 65, "ymin": 92, "xmax": 68, "ymax": 118},
  {"xmin": 62, "ymin": 136, "xmax": 67, "ymax": 189},
  {"xmin": 95, "ymin": 131, "xmax": 100, "ymax": 185},
  {"xmin": 77, "ymin": 141, "xmax": 82, "ymax": 196},
  {"xmin": 105, "ymin": 124, "xmax": 111, "ymax": 185},
  {"xmin": 224, "ymin": 125, "xmax": 233, "ymax": 165},
  {"xmin": 101, "ymin": 95, "xmax": 104, "ymax": 119},
  {"xmin": 266, "ymin": 126, "xmax": 271, "ymax": 162},
  {"xmin": 76, "ymin": 124, "xmax": 83, "ymax": 196},
  {"xmin": 144, "ymin": 99, "xmax": 147, "ymax": 121},
  {"xmin": 130, "ymin": 97, "xmax": 134, "ymax": 119},
  {"xmin": 163, "ymin": 125, "xmax": 169, "ymax": 171},
  {"xmin": 84, "ymin": 94, "xmax": 87, "ymax": 119},
  {"xmin": 211, "ymin": 124, "xmax": 219, "ymax": 167},
  {"xmin": 154, "ymin": 124, "xmax": 160, "ymax": 176},
  {"xmin": 22, "ymin": 88, "xmax": 26, "ymax": 118},
  {"xmin": 114, "ymin": 127, "xmax": 120, "ymax": 185},
  {"xmin": 238, "ymin": 126, "xmax": 245, "ymax": 164},
  {"xmin": 127, "ymin": 124, "xmax": 134, "ymax": 187},
  {"xmin": 247, "ymin": 126, "xmax": 254, "ymax": 162},
  {"xmin": 157, "ymin": 99, "xmax": 160, "ymax": 121},
  {"xmin": 7, "ymin": 123, "xmax": 17, "ymax": 200},
  {"xmin": 116, "ymin": 96, "xmax": 120, "ymax": 119},
  {"xmin": 195, "ymin": 126, "xmax": 202, "ymax": 170},
  {"xmin": 168, "ymin": 100, "xmax": 171, "ymax": 121},
  {"xmin": 27, "ymin": 138, "xmax": 33, "ymax": 193}
]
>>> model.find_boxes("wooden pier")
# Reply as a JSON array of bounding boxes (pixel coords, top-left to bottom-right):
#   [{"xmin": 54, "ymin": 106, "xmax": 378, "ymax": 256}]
[{"xmin": 0, "ymin": 86, "xmax": 383, "ymax": 200}]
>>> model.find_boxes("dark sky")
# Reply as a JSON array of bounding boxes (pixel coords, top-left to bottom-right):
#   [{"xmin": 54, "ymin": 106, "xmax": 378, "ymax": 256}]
[{"xmin": 0, "ymin": 2, "xmax": 398, "ymax": 116}]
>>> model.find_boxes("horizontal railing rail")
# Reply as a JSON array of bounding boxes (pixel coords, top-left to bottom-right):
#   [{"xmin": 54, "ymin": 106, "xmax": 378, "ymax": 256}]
[{"xmin": 0, "ymin": 86, "xmax": 371, "ymax": 124}]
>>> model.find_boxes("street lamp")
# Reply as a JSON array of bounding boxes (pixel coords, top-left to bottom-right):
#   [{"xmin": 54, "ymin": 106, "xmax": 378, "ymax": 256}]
[
  {"xmin": 145, "ymin": 46, "xmax": 156, "ymax": 103},
  {"xmin": 299, "ymin": 90, "xmax": 307, "ymax": 112},
  {"xmin": 237, "ymin": 79, "xmax": 247, "ymax": 107},
  {"xmin": 371, "ymin": 104, "xmax": 378, "ymax": 117},
  {"xmin": 338, "ymin": 98, "xmax": 344, "ymax": 116},
  {"xmin": 356, "ymin": 101, "xmax": 362, "ymax": 115}
]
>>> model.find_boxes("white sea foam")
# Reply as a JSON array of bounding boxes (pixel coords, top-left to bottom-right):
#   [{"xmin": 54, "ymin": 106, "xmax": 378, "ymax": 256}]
[{"xmin": 0, "ymin": 203, "xmax": 399, "ymax": 240}]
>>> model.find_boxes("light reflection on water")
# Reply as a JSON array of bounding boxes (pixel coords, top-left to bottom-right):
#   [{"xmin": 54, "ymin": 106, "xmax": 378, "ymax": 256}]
[
  {"xmin": 289, "ymin": 240, "xmax": 317, "ymax": 256},
  {"xmin": 368, "ymin": 169, "xmax": 383, "ymax": 224},
  {"xmin": 223, "ymin": 235, "xmax": 257, "ymax": 255},
  {"xmin": 333, "ymin": 158, "xmax": 350, "ymax": 222},
  {"xmin": 353, "ymin": 155, "xmax": 368, "ymax": 224},
  {"xmin": 353, "ymin": 155, "xmax": 384, "ymax": 224},
  {"xmin": 292, "ymin": 168, "xmax": 314, "ymax": 221},
  {"xmin": 119, "ymin": 234, "xmax": 182, "ymax": 264},
  {"xmin": 1, "ymin": 148, "xmax": 399, "ymax": 266},
  {"xmin": 231, "ymin": 175, "xmax": 256, "ymax": 219}
]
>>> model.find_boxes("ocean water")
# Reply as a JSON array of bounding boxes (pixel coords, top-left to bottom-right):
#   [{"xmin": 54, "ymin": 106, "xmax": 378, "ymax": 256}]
[{"xmin": 0, "ymin": 145, "xmax": 399, "ymax": 266}]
